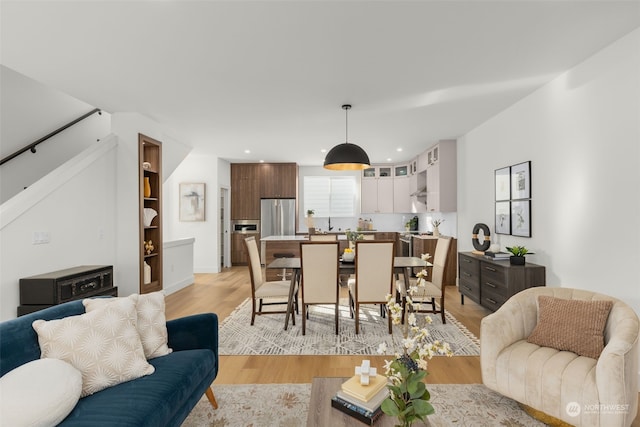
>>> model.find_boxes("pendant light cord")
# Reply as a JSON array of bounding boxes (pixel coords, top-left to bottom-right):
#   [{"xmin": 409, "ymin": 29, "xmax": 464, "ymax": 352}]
[{"xmin": 342, "ymin": 104, "xmax": 351, "ymax": 144}]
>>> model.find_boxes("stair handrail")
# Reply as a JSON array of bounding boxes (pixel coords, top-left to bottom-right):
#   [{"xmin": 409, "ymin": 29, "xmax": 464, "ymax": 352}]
[{"xmin": 0, "ymin": 108, "xmax": 102, "ymax": 166}]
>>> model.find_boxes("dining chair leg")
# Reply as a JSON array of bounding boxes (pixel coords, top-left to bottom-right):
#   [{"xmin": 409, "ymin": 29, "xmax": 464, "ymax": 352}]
[
  {"xmin": 387, "ymin": 307, "xmax": 392, "ymax": 334},
  {"xmin": 355, "ymin": 303, "xmax": 360, "ymax": 334},
  {"xmin": 440, "ymin": 297, "xmax": 446, "ymax": 324},
  {"xmin": 302, "ymin": 303, "xmax": 306, "ymax": 335},
  {"xmin": 349, "ymin": 293, "xmax": 354, "ymax": 319},
  {"xmin": 251, "ymin": 299, "xmax": 257, "ymax": 326},
  {"xmin": 334, "ymin": 303, "xmax": 339, "ymax": 335}
]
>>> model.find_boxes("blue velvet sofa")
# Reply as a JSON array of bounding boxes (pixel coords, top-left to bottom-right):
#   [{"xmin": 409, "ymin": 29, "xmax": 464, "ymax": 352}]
[{"xmin": 0, "ymin": 299, "xmax": 219, "ymax": 427}]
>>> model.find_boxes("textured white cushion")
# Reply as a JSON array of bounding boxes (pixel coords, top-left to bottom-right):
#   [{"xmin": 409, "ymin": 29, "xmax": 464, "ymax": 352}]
[
  {"xmin": 83, "ymin": 291, "xmax": 172, "ymax": 359},
  {"xmin": 32, "ymin": 297, "xmax": 154, "ymax": 397},
  {"xmin": 0, "ymin": 358, "xmax": 82, "ymax": 427}
]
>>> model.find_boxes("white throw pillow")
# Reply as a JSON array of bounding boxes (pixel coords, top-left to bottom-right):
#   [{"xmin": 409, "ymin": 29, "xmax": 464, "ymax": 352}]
[
  {"xmin": 32, "ymin": 297, "xmax": 154, "ymax": 397},
  {"xmin": 83, "ymin": 291, "xmax": 172, "ymax": 359},
  {"xmin": 0, "ymin": 358, "xmax": 82, "ymax": 427}
]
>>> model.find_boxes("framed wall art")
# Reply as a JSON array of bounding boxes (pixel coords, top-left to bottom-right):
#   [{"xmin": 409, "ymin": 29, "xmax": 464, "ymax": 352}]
[
  {"xmin": 511, "ymin": 200, "xmax": 531, "ymax": 237},
  {"xmin": 179, "ymin": 183, "xmax": 205, "ymax": 221},
  {"xmin": 495, "ymin": 166, "xmax": 511, "ymax": 201},
  {"xmin": 495, "ymin": 201, "xmax": 511, "ymax": 235},
  {"xmin": 511, "ymin": 161, "xmax": 531, "ymax": 199}
]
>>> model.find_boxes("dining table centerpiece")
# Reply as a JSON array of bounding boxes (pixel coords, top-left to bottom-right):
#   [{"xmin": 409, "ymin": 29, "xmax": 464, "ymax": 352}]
[
  {"xmin": 345, "ymin": 229, "xmax": 364, "ymax": 250},
  {"xmin": 377, "ymin": 254, "xmax": 453, "ymax": 427}
]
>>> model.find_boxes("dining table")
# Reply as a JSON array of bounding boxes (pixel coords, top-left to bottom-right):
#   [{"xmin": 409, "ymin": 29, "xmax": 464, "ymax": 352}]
[{"xmin": 267, "ymin": 256, "xmax": 430, "ymax": 330}]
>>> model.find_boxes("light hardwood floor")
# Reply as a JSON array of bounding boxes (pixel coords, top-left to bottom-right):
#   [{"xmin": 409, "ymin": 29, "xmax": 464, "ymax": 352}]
[
  {"xmin": 165, "ymin": 267, "xmax": 639, "ymax": 426},
  {"xmin": 165, "ymin": 267, "xmax": 487, "ymax": 385}
]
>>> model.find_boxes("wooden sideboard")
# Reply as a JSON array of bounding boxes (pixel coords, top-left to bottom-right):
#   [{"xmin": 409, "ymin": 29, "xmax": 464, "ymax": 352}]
[{"xmin": 458, "ymin": 252, "xmax": 545, "ymax": 311}]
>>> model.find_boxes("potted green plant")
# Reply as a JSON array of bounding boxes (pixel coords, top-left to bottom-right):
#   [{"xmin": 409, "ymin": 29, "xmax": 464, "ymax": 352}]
[
  {"xmin": 306, "ymin": 209, "xmax": 315, "ymax": 229},
  {"xmin": 505, "ymin": 245, "xmax": 533, "ymax": 265}
]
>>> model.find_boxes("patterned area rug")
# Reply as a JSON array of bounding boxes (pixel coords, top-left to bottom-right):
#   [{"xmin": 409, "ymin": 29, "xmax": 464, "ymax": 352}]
[
  {"xmin": 218, "ymin": 298, "xmax": 479, "ymax": 356},
  {"xmin": 182, "ymin": 383, "xmax": 545, "ymax": 427}
]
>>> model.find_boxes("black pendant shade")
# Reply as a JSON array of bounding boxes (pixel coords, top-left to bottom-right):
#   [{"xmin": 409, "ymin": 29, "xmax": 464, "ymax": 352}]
[
  {"xmin": 323, "ymin": 104, "xmax": 371, "ymax": 170},
  {"xmin": 323, "ymin": 142, "xmax": 371, "ymax": 170}
]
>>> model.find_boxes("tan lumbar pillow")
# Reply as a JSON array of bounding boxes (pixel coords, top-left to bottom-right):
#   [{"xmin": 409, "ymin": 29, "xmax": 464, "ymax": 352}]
[
  {"xmin": 527, "ymin": 295, "xmax": 613, "ymax": 359},
  {"xmin": 33, "ymin": 297, "xmax": 154, "ymax": 397},
  {"xmin": 83, "ymin": 291, "xmax": 172, "ymax": 359}
]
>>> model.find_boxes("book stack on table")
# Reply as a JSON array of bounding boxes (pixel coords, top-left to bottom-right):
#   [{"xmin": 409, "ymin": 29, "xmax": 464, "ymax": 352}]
[
  {"xmin": 331, "ymin": 374, "xmax": 389, "ymax": 425},
  {"xmin": 484, "ymin": 251, "xmax": 511, "ymax": 260}
]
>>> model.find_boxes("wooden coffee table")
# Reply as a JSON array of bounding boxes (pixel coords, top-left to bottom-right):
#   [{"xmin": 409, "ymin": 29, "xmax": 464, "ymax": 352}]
[{"xmin": 306, "ymin": 377, "xmax": 431, "ymax": 426}]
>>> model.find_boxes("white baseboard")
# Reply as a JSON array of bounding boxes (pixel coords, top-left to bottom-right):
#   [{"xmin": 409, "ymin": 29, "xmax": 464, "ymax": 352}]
[{"xmin": 164, "ymin": 275, "xmax": 194, "ymax": 295}]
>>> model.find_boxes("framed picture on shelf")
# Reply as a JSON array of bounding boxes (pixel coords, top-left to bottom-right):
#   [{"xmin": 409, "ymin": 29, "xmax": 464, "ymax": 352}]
[
  {"xmin": 511, "ymin": 200, "xmax": 531, "ymax": 237},
  {"xmin": 511, "ymin": 161, "xmax": 531, "ymax": 199},
  {"xmin": 495, "ymin": 201, "xmax": 511, "ymax": 235},
  {"xmin": 495, "ymin": 166, "xmax": 510, "ymax": 201},
  {"xmin": 179, "ymin": 183, "xmax": 206, "ymax": 222}
]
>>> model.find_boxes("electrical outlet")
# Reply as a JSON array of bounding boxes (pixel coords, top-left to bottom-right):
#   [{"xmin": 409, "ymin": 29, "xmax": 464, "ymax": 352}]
[{"xmin": 32, "ymin": 231, "xmax": 50, "ymax": 244}]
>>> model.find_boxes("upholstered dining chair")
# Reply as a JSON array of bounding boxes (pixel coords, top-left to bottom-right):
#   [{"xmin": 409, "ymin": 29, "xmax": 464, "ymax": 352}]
[
  {"xmin": 244, "ymin": 236, "xmax": 297, "ymax": 326},
  {"xmin": 347, "ymin": 240, "xmax": 395, "ymax": 334},
  {"xmin": 396, "ymin": 236, "xmax": 451, "ymax": 324},
  {"xmin": 308, "ymin": 234, "xmax": 337, "ymax": 241},
  {"xmin": 299, "ymin": 241, "xmax": 340, "ymax": 335}
]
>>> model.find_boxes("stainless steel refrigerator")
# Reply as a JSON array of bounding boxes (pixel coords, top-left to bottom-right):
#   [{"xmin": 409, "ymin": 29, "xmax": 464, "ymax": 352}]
[{"xmin": 260, "ymin": 199, "xmax": 296, "ymax": 238}]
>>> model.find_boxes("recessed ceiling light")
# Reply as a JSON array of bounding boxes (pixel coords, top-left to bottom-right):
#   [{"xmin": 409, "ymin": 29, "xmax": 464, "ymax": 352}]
[
  {"xmin": 320, "ymin": 149, "xmax": 327, "ymax": 153},
  {"xmin": 396, "ymin": 148, "xmax": 403, "ymax": 152},
  {"xmin": 387, "ymin": 158, "xmax": 392, "ymax": 162},
  {"xmin": 259, "ymin": 160, "xmax": 265, "ymax": 163},
  {"xmin": 244, "ymin": 149, "xmax": 251, "ymax": 154}
]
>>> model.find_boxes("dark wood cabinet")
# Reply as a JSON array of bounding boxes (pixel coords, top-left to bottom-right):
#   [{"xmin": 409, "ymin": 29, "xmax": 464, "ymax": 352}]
[
  {"xmin": 139, "ymin": 134, "xmax": 163, "ymax": 294},
  {"xmin": 231, "ymin": 233, "xmax": 250, "ymax": 265},
  {"xmin": 18, "ymin": 265, "xmax": 117, "ymax": 316},
  {"xmin": 259, "ymin": 163, "xmax": 297, "ymax": 198},
  {"xmin": 231, "ymin": 164, "xmax": 260, "ymax": 220},
  {"xmin": 458, "ymin": 252, "xmax": 545, "ymax": 311}
]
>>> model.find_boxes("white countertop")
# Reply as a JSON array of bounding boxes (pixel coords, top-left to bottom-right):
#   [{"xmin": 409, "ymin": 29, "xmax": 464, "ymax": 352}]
[{"xmin": 261, "ymin": 235, "xmax": 348, "ymax": 241}]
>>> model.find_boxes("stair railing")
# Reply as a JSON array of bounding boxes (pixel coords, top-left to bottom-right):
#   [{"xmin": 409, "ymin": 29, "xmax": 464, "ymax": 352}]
[{"xmin": 0, "ymin": 108, "xmax": 102, "ymax": 166}]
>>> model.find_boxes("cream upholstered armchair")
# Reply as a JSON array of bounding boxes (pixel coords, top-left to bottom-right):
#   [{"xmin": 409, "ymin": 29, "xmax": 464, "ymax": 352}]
[{"xmin": 481, "ymin": 287, "xmax": 639, "ymax": 427}]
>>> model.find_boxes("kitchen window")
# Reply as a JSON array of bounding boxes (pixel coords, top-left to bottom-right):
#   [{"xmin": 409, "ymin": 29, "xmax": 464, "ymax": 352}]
[{"xmin": 303, "ymin": 176, "xmax": 357, "ymax": 218}]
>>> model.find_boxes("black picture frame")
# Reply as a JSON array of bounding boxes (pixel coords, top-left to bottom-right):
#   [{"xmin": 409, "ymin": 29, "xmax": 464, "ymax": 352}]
[
  {"xmin": 495, "ymin": 201, "xmax": 511, "ymax": 235},
  {"xmin": 495, "ymin": 166, "xmax": 511, "ymax": 201},
  {"xmin": 511, "ymin": 200, "xmax": 531, "ymax": 237},
  {"xmin": 511, "ymin": 161, "xmax": 531, "ymax": 200}
]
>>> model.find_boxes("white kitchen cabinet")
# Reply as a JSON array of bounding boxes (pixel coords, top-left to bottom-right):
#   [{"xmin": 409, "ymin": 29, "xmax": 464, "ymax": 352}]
[
  {"xmin": 425, "ymin": 140, "xmax": 457, "ymax": 212},
  {"xmin": 417, "ymin": 150, "xmax": 430, "ymax": 172},
  {"xmin": 362, "ymin": 165, "xmax": 393, "ymax": 179},
  {"xmin": 361, "ymin": 166, "xmax": 394, "ymax": 213},
  {"xmin": 393, "ymin": 175, "xmax": 411, "ymax": 213},
  {"xmin": 361, "ymin": 177, "xmax": 393, "ymax": 213}
]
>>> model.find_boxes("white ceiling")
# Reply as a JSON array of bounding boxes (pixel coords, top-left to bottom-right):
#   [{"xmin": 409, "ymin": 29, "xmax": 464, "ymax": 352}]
[{"xmin": 2, "ymin": 1, "xmax": 639, "ymax": 166}]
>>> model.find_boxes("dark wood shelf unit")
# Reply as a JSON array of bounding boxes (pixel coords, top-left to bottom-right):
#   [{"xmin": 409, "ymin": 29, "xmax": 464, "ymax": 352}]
[
  {"xmin": 458, "ymin": 251, "xmax": 545, "ymax": 311},
  {"xmin": 139, "ymin": 134, "xmax": 163, "ymax": 294}
]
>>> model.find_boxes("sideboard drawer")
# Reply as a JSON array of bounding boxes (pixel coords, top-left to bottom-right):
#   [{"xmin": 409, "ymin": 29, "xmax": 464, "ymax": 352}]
[
  {"xmin": 459, "ymin": 278, "xmax": 480, "ymax": 303},
  {"xmin": 480, "ymin": 262, "xmax": 510, "ymax": 298}
]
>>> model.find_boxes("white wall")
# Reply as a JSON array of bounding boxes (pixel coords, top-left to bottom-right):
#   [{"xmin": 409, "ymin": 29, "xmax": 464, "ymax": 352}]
[
  {"xmin": 0, "ymin": 66, "xmax": 111, "ymax": 203},
  {"xmin": 457, "ymin": 29, "xmax": 640, "ymax": 316},
  {"xmin": 164, "ymin": 153, "xmax": 221, "ymax": 273},
  {"xmin": 0, "ymin": 139, "xmax": 118, "ymax": 321}
]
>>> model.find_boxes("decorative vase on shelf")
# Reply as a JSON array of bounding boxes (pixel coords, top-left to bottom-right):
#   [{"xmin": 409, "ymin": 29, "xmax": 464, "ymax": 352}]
[
  {"xmin": 433, "ymin": 226, "xmax": 440, "ymax": 237},
  {"xmin": 144, "ymin": 177, "xmax": 152, "ymax": 198},
  {"xmin": 143, "ymin": 261, "xmax": 151, "ymax": 284}
]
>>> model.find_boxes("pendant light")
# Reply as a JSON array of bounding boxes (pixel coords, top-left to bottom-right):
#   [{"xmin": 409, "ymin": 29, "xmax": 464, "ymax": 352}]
[{"xmin": 323, "ymin": 104, "xmax": 371, "ymax": 170}]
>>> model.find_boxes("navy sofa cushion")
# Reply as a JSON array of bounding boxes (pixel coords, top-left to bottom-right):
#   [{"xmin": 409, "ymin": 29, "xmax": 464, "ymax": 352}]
[
  {"xmin": 58, "ymin": 349, "xmax": 216, "ymax": 426},
  {"xmin": 0, "ymin": 300, "xmax": 219, "ymax": 427}
]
